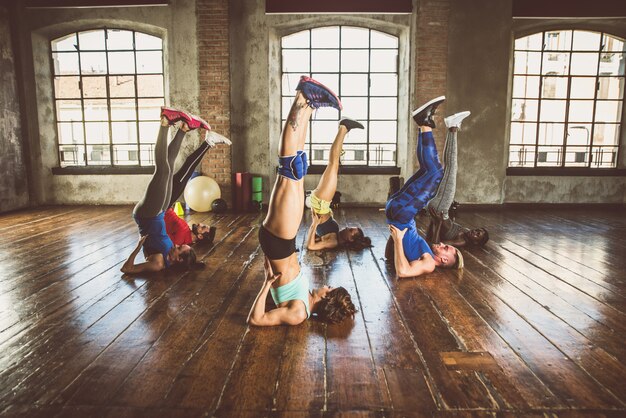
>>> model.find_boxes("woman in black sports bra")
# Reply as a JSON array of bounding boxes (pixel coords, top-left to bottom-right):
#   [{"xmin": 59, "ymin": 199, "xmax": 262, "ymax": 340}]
[
  {"xmin": 247, "ymin": 76, "xmax": 356, "ymax": 327},
  {"xmin": 305, "ymin": 119, "xmax": 372, "ymax": 252}
]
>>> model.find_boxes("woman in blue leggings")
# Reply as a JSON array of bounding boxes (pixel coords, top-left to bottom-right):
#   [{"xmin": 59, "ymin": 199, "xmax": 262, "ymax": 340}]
[{"xmin": 385, "ymin": 97, "xmax": 463, "ymax": 278}]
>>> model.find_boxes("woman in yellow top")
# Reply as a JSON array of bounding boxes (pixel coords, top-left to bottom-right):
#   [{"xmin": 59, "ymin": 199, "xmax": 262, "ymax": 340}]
[{"xmin": 306, "ymin": 119, "xmax": 372, "ymax": 252}]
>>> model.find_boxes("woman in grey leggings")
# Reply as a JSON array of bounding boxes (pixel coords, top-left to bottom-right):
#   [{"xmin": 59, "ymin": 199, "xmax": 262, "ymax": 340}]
[
  {"xmin": 121, "ymin": 107, "xmax": 228, "ymax": 274},
  {"xmin": 426, "ymin": 111, "xmax": 489, "ymax": 248}
]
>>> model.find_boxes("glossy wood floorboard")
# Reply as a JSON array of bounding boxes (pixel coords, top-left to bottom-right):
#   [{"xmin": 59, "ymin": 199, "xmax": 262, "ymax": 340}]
[{"xmin": 0, "ymin": 205, "xmax": 624, "ymax": 417}]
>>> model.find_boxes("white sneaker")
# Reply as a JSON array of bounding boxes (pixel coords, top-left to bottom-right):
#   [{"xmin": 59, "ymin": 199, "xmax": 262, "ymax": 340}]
[
  {"xmin": 205, "ymin": 131, "xmax": 232, "ymax": 147},
  {"xmin": 444, "ymin": 111, "xmax": 471, "ymax": 129}
]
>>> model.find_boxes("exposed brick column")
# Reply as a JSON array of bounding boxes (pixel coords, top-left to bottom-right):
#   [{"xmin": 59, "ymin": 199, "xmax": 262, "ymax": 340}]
[
  {"xmin": 415, "ymin": 0, "xmax": 450, "ymax": 147},
  {"xmin": 197, "ymin": 0, "xmax": 232, "ymax": 204}
]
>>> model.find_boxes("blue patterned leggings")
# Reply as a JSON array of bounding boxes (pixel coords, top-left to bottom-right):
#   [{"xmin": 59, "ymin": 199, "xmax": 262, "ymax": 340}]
[{"xmin": 385, "ymin": 130, "xmax": 443, "ymax": 227}]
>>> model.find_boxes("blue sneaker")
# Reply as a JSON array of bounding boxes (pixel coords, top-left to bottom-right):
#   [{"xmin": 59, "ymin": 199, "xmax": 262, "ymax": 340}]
[{"xmin": 296, "ymin": 76, "xmax": 342, "ymax": 111}]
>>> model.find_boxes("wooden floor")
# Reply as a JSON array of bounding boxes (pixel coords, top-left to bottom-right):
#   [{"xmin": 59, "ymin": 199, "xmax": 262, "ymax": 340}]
[{"xmin": 0, "ymin": 205, "xmax": 625, "ymax": 417}]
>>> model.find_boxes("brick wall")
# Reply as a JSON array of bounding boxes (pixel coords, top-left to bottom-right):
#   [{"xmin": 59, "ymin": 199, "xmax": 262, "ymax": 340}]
[
  {"xmin": 196, "ymin": 0, "xmax": 232, "ymax": 204},
  {"xmin": 415, "ymin": 0, "xmax": 449, "ymax": 147}
]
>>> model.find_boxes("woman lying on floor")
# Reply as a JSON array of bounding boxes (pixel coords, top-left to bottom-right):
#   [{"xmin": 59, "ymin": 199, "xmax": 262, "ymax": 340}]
[
  {"xmin": 121, "ymin": 108, "xmax": 229, "ymax": 274},
  {"xmin": 305, "ymin": 119, "xmax": 371, "ymax": 252}
]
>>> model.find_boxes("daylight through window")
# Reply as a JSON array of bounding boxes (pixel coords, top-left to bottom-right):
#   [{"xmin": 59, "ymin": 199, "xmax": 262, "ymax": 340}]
[
  {"xmin": 509, "ymin": 30, "xmax": 625, "ymax": 169},
  {"xmin": 52, "ymin": 29, "xmax": 165, "ymax": 168},
  {"xmin": 281, "ymin": 26, "xmax": 399, "ymax": 167}
]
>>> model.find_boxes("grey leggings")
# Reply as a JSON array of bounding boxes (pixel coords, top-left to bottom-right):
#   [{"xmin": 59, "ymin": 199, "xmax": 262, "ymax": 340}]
[
  {"xmin": 426, "ymin": 128, "xmax": 457, "ymax": 220},
  {"xmin": 133, "ymin": 125, "xmax": 186, "ymax": 218}
]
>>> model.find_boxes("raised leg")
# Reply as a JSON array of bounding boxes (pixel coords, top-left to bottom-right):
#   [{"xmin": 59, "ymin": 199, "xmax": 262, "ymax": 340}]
[
  {"xmin": 314, "ymin": 125, "xmax": 348, "ymax": 201},
  {"xmin": 385, "ymin": 128, "xmax": 443, "ymax": 226},
  {"xmin": 161, "ymin": 129, "xmax": 186, "ymax": 212},
  {"xmin": 263, "ymin": 92, "xmax": 313, "ymax": 239},
  {"xmin": 426, "ymin": 128, "xmax": 457, "ymax": 219},
  {"xmin": 133, "ymin": 123, "xmax": 174, "ymax": 218},
  {"xmin": 167, "ymin": 140, "xmax": 210, "ymax": 208}
]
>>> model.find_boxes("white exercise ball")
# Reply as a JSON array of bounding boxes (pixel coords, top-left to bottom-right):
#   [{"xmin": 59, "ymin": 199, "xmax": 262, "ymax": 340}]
[{"xmin": 184, "ymin": 176, "xmax": 221, "ymax": 212}]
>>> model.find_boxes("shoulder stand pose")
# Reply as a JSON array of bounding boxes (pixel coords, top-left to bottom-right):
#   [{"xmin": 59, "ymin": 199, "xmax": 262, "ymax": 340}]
[
  {"xmin": 248, "ymin": 76, "xmax": 357, "ymax": 327},
  {"xmin": 306, "ymin": 118, "xmax": 371, "ymax": 251},
  {"xmin": 162, "ymin": 130, "xmax": 230, "ymax": 246},
  {"xmin": 121, "ymin": 108, "xmax": 229, "ymax": 274},
  {"xmin": 425, "ymin": 112, "xmax": 489, "ymax": 248},
  {"xmin": 384, "ymin": 97, "xmax": 464, "ymax": 278}
]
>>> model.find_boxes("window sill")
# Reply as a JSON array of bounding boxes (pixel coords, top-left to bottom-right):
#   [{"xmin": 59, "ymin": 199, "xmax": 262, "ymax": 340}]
[
  {"xmin": 52, "ymin": 166, "xmax": 155, "ymax": 175},
  {"xmin": 506, "ymin": 167, "xmax": 626, "ymax": 177},
  {"xmin": 306, "ymin": 165, "xmax": 401, "ymax": 175}
]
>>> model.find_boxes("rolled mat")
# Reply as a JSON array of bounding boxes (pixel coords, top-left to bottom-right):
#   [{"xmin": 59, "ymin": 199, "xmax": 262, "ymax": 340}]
[{"xmin": 252, "ymin": 176, "xmax": 262, "ymax": 193}]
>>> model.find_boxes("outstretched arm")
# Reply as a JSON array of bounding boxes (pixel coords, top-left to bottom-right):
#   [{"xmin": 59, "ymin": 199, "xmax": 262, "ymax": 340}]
[{"xmin": 121, "ymin": 236, "xmax": 164, "ymax": 274}]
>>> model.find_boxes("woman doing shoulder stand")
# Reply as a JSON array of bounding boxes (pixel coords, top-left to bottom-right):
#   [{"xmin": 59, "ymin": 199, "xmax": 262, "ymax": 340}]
[{"xmin": 248, "ymin": 76, "xmax": 357, "ymax": 327}]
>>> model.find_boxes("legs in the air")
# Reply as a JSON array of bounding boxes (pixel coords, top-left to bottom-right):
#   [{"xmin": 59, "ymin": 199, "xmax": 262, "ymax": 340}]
[
  {"xmin": 133, "ymin": 121, "xmax": 183, "ymax": 218},
  {"xmin": 386, "ymin": 97, "xmax": 446, "ymax": 226},
  {"xmin": 313, "ymin": 118, "xmax": 364, "ymax": 202},
  {"xmin": 167, "ymin": 141, "xmax": 210, "ymax": 208},
  {"xmin": 263, "ymin": 76, "xmax": 342, "ymax": 239},
  {"xmin": 426, "ymin": 111, "xmax": 470, "ymax": 219}
]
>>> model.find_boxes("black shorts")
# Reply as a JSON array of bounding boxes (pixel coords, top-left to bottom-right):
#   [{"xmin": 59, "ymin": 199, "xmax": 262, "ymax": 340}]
[{"xmin": 258, "ymin": 225, "xmax": 296, "ymax": 260}]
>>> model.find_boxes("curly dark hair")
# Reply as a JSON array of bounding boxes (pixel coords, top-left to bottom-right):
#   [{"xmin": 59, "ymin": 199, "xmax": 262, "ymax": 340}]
[
  {"xmin": 314, "ymin": 287, "xmax": 357, "ymax": 324},
  {"xmin": 463, "ymin": 227, "xmax": 489, "ymax": 247},
  {"xmin": 341, "ymin": 227, "xmax": 372, "ymax": 251}
]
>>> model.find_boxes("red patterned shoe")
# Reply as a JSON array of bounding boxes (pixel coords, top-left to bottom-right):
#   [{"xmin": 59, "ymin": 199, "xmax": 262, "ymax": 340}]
[
  {"xmin": 161, "ymin": 107, "xmax": 193, "ymax": 126},
  {"xmin": 187, "ymin": 114, "xmax": 211, "ymax": 131}
]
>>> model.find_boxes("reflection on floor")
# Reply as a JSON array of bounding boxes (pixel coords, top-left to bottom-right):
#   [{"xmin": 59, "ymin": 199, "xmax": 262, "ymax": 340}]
[{"xmin": 0, "ymin": 205, "xmax": 624, "ymax": 416}]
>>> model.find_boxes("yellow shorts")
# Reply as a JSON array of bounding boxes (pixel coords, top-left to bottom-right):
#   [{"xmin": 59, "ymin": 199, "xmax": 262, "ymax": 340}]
[{"xmin": 310, "ymin": 191, "xmax": 332, "ymax": 215}]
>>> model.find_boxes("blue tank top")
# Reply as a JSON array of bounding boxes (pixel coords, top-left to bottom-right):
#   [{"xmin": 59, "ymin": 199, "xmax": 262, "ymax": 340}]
[
  {"xmin": 388, "ymin": 219, "xmax": 434, "ymax": 262},
  {"xmin": 133, "ymin": 212, "xmax": 174, "ymax": 268},
  {"xmin": 316, "ymin": 216, "xmax": 340, "ymax": 237},
  {"xmin": 270, "ymin": 270, "xmax": 310, "ymax": 318}
]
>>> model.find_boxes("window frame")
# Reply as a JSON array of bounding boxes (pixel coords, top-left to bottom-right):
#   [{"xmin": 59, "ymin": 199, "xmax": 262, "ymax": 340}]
[
  {"xmin": 280, "ymin": 25, "xmax": 401, "ymax": 173},
  {"xmin": 507, "ymin": 29, "xmax": 626, "ymax": 175},
  {"xmin": 51, "ymin": 28, "xmax": 165, "ymax": 171}
]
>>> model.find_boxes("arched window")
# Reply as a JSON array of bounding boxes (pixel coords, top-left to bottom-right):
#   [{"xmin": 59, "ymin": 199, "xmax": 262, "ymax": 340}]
[
  {"xmin": 52, "ymin": 29, "xmax": 165, "ymax": 167},
  {"xmin": 509, "ymin": 30, "xmax": 624, "ymax": 168},
  {"xmin": 281, "ymin": 26, "xmax": 399, "ymax": 167}
]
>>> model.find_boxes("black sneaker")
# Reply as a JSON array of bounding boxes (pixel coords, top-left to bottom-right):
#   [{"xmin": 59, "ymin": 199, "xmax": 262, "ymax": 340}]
[
  {"xmin": 411, "ymin": 96, "xmax": 445, "ymax": 128},
  {"xmin": 339, "ymin": 117, "xmax": 364, "ymax": 131}
]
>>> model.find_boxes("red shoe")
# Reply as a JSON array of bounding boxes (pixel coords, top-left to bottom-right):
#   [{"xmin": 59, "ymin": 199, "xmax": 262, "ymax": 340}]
[
  {"xmin": 161, "ymin": 107, "xmax": 193, "ymax": 126},
  {"xmin": 188, "ymin": 114, "xmax": 211, "ymax": 131}
]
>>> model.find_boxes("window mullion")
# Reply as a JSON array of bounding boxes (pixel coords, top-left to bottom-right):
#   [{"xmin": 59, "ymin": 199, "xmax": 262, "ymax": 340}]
[
  {"xmin": 309, "ymin": 29, "xmax": 313, "ymax": 160},
  {"xmin": 133, "ymin": 31, "xmax": 141, "ymax": 166},
  {"xmin": 533, "ymin": 32, "xmax": 546, "ymax": 168},
  {"xmin": 76, "ymin": 33, "xmax": 88, "ymax": 167},
  {"xmin": 104, "ymin": 29, "xmax": 114, "ymax": 167},
  {"xmin": 588, "ymin": 32, "xmax": 604, "ymax": 168},
  {"xmin": 561, "ymin": 45, "xmax": 574, "ymax": 167}
]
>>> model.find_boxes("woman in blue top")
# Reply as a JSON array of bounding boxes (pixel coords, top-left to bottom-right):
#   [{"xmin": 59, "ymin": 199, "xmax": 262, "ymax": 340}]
[
  {"xmin": 385, "ymin": 97, "xmax": 463, "ymax": 278},
  {"xmin": 248, "ymin": 76, "xmax": 356, "ymax": 326},
  {"xmin": 305, "ymin": 119, "xmax": 372, "ymax": 252},
  {"xmin": 121, "ymin": 107, "xmax": 229, "ymax": 274}
]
